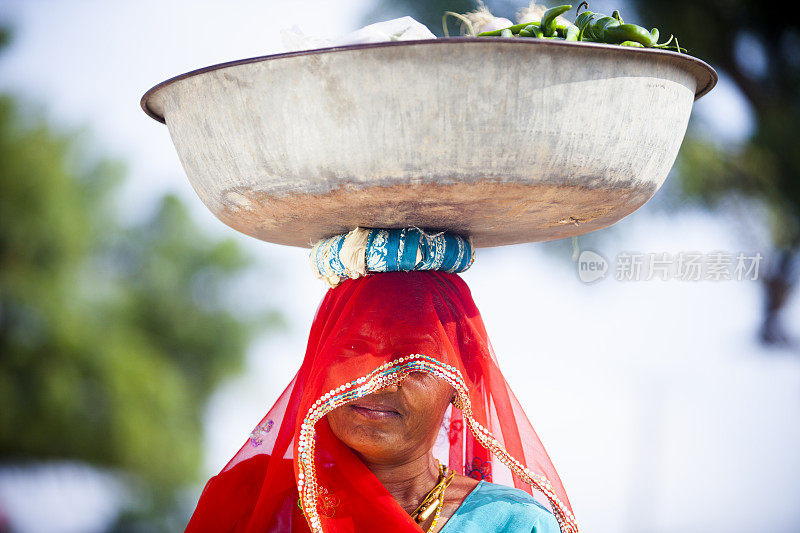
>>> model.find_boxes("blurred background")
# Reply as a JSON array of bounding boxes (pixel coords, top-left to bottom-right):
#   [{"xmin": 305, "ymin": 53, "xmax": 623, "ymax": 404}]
[{"xmin": 0, "ymin": 1, "xmax": 798, "ymax": 532}]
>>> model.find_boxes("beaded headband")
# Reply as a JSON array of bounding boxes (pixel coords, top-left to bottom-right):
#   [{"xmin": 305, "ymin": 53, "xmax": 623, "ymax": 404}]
[{"xmin": 309, "ymin": 227, "xmax": 475, "ymax": 287}]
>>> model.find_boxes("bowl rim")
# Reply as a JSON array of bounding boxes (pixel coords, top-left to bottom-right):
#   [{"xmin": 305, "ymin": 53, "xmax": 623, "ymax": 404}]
[{"xmin": 140, "ymin": 36, "xmax": 718, "ymax": 125}]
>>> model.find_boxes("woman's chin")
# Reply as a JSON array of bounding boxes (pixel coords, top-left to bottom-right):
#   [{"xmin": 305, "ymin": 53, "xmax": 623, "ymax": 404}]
[{"xmin": 342, "ymin": 425, "xmax": 404, "ymax": 456}]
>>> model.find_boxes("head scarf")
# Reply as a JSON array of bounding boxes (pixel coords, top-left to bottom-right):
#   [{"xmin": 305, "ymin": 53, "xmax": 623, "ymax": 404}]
[{"xmin": 186, "ymin": 271, "xmax": 578, "ymax": 532}]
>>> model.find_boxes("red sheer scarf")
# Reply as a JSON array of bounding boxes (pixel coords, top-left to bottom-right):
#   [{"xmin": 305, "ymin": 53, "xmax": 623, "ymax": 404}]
[{"xmin": 186, "ymin": 271, "xmax": 578, "ymax": 532}]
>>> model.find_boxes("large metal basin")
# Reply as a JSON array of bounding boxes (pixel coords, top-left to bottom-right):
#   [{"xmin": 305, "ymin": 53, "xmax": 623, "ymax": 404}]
[{"xmin": 141, "ymin": 38, "xmax": 716, "ymax": 248}]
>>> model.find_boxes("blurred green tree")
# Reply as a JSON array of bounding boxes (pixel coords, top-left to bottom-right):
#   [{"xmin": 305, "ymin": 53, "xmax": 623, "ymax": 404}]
[
  {"xmin": 367, "ymin": 0, "xmax": 799, "ymax": 346},
  {"xmin": 639, "ymin": 1, "xmax": 799, "ymax": 345},
  {"xmin": 0, "ymin": 30, "xmax": 283, "ymax": 529}
]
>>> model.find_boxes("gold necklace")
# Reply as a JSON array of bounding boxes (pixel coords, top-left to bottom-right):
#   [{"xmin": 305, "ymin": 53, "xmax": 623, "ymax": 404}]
[{"xmin": 410, "ymin": 460, "xmax": 455, "ymax": 532}]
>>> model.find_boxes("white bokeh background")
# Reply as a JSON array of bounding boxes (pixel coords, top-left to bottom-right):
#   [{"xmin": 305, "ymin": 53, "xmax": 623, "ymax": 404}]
[{"xmin": 0, "ymin": 2, "xmax": 798, "ymax": 532}]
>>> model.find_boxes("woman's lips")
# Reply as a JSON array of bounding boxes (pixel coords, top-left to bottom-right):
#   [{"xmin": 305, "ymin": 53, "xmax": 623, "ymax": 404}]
[{"xmin": 348, "ymin": 402, "xmax": 401, "ymax": 420}]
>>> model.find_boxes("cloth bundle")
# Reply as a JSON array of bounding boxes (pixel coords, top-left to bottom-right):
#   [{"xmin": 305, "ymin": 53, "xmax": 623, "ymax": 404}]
[
  {"xmin": 281, "ymin": 17, "xmax": 436, "ymax": 52},
  {"xmin": 309, "ymin": 227, "xmax": 475, "ymax": 287}
]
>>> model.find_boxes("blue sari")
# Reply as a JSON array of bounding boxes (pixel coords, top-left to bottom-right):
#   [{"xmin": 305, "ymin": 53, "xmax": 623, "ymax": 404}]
[{"xmin": 439, "ymin": 481, "xmax": 561, "ymax": 533}]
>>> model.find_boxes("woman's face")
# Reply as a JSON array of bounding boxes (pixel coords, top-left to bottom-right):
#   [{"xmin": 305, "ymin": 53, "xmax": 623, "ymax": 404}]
[{"xmin": 327, "ymin": 371, "xmax": 455, "ymax": 465}]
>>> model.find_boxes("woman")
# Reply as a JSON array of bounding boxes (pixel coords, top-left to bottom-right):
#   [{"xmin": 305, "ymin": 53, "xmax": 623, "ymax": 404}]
[{"xmin": 186, "ymin": 230, "xmax": 578, "ymax": 532}]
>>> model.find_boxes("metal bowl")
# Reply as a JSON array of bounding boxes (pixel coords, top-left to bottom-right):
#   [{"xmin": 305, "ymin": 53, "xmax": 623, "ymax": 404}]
[{"xmin": 141, "ymin": 38, "xmax": 716, "ymax": 248}]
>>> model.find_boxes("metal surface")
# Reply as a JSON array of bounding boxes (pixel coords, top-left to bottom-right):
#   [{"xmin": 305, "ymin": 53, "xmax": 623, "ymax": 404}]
[{"xmin": 142, "ymin": 38, "xmax": 717, "ymax": 248}]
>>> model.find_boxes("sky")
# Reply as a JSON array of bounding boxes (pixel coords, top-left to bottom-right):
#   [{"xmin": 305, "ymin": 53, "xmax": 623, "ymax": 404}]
[{"xmin": 0, "ymin": 2, "xmax": 797, "ymax": 532}]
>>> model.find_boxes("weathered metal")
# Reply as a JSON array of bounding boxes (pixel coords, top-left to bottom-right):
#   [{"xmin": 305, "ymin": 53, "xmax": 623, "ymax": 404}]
[{"xmin": 142, "ymin": 38, "xmax": 717, "ymax": 248}]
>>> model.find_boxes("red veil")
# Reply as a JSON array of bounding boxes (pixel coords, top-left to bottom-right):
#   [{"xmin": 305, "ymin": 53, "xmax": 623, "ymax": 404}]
[{"xmin": 186, "ymin": 271, "xmax": 578, "ymax": 532}]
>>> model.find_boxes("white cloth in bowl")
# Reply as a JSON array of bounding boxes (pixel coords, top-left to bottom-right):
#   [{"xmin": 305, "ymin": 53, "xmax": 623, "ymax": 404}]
[{"xmin": 281, "ymin": 16, "xmax": 436, "ymax": 52}]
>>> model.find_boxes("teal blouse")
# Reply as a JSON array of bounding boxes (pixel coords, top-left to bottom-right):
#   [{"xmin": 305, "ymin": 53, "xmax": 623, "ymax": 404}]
[{"xmin": 438, "ymin": 480, "xmax": 561, "ymax": 533}]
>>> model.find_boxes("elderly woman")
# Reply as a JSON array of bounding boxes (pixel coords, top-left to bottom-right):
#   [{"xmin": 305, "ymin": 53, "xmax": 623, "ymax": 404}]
[{"xmin": 186, "ymin": 230, "xmax": 577, "ymax": 533}]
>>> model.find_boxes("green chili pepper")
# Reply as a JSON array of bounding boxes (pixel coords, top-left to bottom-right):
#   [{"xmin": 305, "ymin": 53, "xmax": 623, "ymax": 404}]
[
  {"xmin": 590, "ymin": 16, "xmax": 621, "ymax": 42},
  {"xmin": 654, "ymin": 34, "xmax": 673, "ymax": 47},
  {"xmin": 602, "ymin": 23, "xmax": 655, "ymax": 46},
  {"xmin": 575, "ymin": 11, "xmax": 596, "ymax": 40},
  {"xmin": 650, "ymin": 28, "xmax": 659, "ymax": 43},
  {"xmin": 519, "ymin": 24, "xmax": 543, "ymax": 38},
  {"xmin": 582, "ymin": 15, "xmax": 604, "ymax": 40},
  {"xmin": 478, "ymin": 22, "xmax": 540, "ymax": 36},
  {"xmin": 541, "ymin": 4, "xmax": 572, "ymax": 37},
  {"xmin": 564, "ymin": 24, "xmax": 580, "ymax": 41},
  {"xmin": 473, "ymin": 3, "xmax": 685, "ymax": 53},
  {"xmin": 651, "ymin": 34, "xmax": 682, "ymax": 51},
  {"xmin": 554, "ymin": 17, "xmax": 576, "ymax": 37}
]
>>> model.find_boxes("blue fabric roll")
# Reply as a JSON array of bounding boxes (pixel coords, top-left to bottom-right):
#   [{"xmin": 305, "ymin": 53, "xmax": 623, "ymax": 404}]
[
  {"xmin": 364, "ymin": 228, "xmax": 472, "ymax": 273},
  {"xmin": 310, "ymin": 227, "xmax": 474, "ymax": 286}
]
